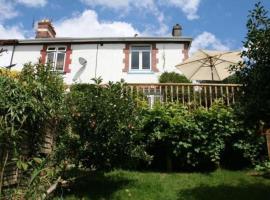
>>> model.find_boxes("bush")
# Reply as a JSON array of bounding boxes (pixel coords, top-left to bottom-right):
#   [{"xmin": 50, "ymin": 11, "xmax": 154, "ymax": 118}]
[
  {"xmin": 141, "ymin": 102, "xmax": 266, "ymax": 171},
  {"xmin": 159, "ymin": 72, "xmax": 190, "ymax": 83},
  {"xmin": 0, "ymin": 68, "xmax": 20, "ymax": 79},
  {"xmin": 63, "ymin": 79, "xmax": 150, "ymax": 171},
  {"xmin": 0, "ymin": 76, "xmax": 29, "ymax": 154},
  {"xmin": 0, "ymin": 63, "xmax": 65, "ymax": 198}
]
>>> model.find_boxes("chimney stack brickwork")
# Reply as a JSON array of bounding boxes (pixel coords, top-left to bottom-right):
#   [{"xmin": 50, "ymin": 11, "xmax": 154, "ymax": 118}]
[
  {"xmin": 36, "ymin": 20, "xmax": 56, "ymax": 38},
  {"xmin": 172, "ymin": 24, "xmax": 182, "ymax": 37}
]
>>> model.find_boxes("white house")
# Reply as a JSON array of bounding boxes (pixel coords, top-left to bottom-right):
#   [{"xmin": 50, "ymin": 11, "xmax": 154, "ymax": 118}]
[{"xmin": 0, "ymin": 20, "xmax": 192, "ymax": 84}]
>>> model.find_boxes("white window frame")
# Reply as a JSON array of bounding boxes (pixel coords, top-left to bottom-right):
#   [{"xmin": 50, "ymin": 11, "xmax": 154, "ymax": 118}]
[
  {"xmin": 46, "ymin": 46, "xmax": 67, "ymax": 72},
  {"xmin": 130, "ymin": 45, "xmax": 151, "ymax": 71}
]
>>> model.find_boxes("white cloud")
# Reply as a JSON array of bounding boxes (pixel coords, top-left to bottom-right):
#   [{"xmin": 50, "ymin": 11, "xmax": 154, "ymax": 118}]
[
  {"xmin": 0, "ymin": 0, "xmax": 47, "ymax": 23},
  {"xmin": 81, "ymin": 0, "xmax": 201, "ymax": 20},
  {"xmin": 81, "ymin": 0, "xmax": 154, "ymax": 10},
  {"xmin": 0, "ymin": 24, "xmax": 25, "ymax": 39},
  {"xmin": 55, "ymin": 10, "xmax": 140, "ymax": 37},
  {"xmin": 15, "ymin": 0, "xmax": 47, "ymax": 7},
  {"xmin": 190, "ymin": 31, "xmax": 230, "ymax": 54},
  {"xmin": 162, "ymin": 0, "xmax": 201, "ymax": 20},
  {"xmin": 81, "ymin": 0, "xmax": 169, "ymax": 36},
  {"xmin": 0, "ymin": 0, "xmax": 19, "ymax": 21}
]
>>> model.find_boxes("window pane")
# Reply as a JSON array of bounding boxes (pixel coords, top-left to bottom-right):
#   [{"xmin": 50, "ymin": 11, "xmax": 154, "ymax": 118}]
[
  {"xmin": 142, "ymin": 52, "xmax": 150, "ymax": 69},
  {"xmin": 56, "ymin": 53, "xmax": 65, "ymax": 71},
  {"xmin": 58, "ymin": 47, "xmax": 66, "ymax": 51},
  {"xmin": 132, "ymin": 46, "xmax": 151, "ymax": 51},
  {"xmin": 47, "ymin": 52, "xmax": 55, "ymax": 65},
  {"xmin": 47, "ymin": 47, "xmax": 56, "ymax": 51},
  {"xmin": 131, "ymin": 52, "xmax": 139, "ymax": 69}
]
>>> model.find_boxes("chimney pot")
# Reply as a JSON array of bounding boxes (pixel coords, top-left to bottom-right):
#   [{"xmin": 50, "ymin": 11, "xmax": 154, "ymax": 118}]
[
  {"xmin": 172, "ymin": 23, "xmax": 182, "ymax": 37},
  {"xmin": 36, "ymin": 19, "xmax": 56, "ymax": 38}
]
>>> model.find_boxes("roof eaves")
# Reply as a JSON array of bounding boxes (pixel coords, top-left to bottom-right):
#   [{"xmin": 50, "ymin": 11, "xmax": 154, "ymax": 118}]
[
  {"xmin": 0, "ymin": 39, "xmax": 19, "ymax": 45},
  {"xmin": 17, "ymin": 37, "xmax": 193, "ymax": 45}
]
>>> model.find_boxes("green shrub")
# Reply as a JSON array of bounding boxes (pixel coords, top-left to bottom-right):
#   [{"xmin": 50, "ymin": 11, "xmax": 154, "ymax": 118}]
[
  {"xmin": 0, "ymin": 68, "xmax": 20, "ymax": 79},
  {"xmin": 159, "ymin": 72, "xmax": 190, "ymax": 83},
  {"xmin": 64, "ymin": 79, "xmax": 150, "ymax": 171},
  {"xmin": 0, "ymin": 76, "xmax": 30, "ymax": 154},
  {"xmin": 0, "ymin": 63, "xmax": 65, "ymax": 198},
  {"xmin": 141, "ymin": 102, "xmax": 266, "ymax": 171}
]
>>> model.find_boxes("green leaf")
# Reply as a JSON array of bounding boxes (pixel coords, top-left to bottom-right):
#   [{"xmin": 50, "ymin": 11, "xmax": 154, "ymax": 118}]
[{"xmin": 33, "ymin": 157, "xmax": 43, "ymax": 164}]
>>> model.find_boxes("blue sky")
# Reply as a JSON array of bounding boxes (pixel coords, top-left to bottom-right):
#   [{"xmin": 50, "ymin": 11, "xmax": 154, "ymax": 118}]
[{"xmin": 0, "ymin": 0, "xmax": 269, "ymax": 52}]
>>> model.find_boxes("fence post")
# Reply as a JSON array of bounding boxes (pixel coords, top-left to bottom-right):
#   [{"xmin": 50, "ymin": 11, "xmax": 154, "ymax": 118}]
[{"xmin": 266, "ymin": 129, "xmax": 270, "ymax": 160}]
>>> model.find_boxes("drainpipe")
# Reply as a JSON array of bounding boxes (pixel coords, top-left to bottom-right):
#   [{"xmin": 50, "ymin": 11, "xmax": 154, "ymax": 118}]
[
  {"xmin": 94, "ymin": 44, "xmax": 99, "ymax": 78},
  {"xmin": 9, "ymin": 44, "xmax": 16, "ymax": 68}
]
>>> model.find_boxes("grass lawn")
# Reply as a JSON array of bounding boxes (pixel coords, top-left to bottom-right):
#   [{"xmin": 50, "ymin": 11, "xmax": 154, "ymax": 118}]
[{"xmin": 54, "ymin": 169, "xmax": 270, "ymax": 200}]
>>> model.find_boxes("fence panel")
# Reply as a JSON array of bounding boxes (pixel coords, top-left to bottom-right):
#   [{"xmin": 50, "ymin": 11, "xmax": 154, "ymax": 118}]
[{"xmin": 127, "ymin": 83, "xmax": 241, "ymax": 108}]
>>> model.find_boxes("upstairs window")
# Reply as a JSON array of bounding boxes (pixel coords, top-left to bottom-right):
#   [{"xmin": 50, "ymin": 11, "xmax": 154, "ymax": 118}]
[
  {"xmin": 46, "ymin": 47, "xmax": 66, "ymax": 71},
  {"xmin": 130, "ymin": 46, "xmax": 151, "ymax": 71}
]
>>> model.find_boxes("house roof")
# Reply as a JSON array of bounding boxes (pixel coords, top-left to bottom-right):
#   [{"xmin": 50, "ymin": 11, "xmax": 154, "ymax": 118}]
[{"xmin": 0, "ymin": 36, "xmax": 192, "ymax": 46}]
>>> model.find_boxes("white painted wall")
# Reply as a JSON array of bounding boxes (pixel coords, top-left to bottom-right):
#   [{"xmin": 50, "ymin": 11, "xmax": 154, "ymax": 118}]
[
  {"xmin": 156, "ymin": 43, "xmax": 184, "ymax": 73},
  {"xmin": 64, "ymin": 44, "xmax": 97, "ymax": 84},
  {"xmin": 13, "ymin": 45, "xmax": 42, "ymax": 71},
  {"xmin": 1, "ymin": 43, "xmax": 186, "ymax": 84},
  {"xmin": 0, "ymin": 45, "xmax": 14, "ymax": 68}
]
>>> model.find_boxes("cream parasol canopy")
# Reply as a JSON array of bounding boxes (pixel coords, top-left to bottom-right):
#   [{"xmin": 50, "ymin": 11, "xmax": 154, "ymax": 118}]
[{"xmin": 176, "ymin": 49, "xmax": 241, "ymax": 81}]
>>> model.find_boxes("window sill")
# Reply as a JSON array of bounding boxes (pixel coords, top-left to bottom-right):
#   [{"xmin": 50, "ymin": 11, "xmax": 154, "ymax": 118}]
[
  {"xmin": 50, "ymin": 70, "xmax": 66, "ymax": 75},
  {"xmin": 127, "ymin": 70, "xmax": 155, "ymax": 74}
]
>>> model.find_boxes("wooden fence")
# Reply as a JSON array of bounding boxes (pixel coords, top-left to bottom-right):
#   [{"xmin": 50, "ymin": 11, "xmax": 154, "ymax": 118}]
[
  {"xmin": 0, "ymin": 121, "xmax": 55, "ymax": 187},
  {"xmin": 127, "ymin": 83, "xmax": 242, "ymax": 107}
]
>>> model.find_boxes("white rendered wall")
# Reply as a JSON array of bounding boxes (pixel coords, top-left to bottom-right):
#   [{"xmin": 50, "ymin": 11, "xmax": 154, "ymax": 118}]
[
  {"xmin": 156, "ymin": 43, "xmax": 184, "ymax": 73},
  {"xmin": 0, "ymin": 45, "xmax": 13, "ymax": 68},
  {"xmin": 66, "ymin": 43, "xmax": 177, "ymax": 84},
  {"xmin": 12, "ymin": 45, "xmax": 42, "ymax": 71},
  {"xmin": 64, "ymin": 44, "xmax": 97, "ymax": 84},
  {"xmin": 1, "ymin": 43, "xmax": 186, "ymax": 84}
]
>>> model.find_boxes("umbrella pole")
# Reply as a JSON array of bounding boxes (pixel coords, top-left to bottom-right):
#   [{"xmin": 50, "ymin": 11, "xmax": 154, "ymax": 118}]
[
  {"xmin": 210, "ymin": 57, "xmax": 214, "ymax": 81},
  {"xmin": 211, "ymin": 66, "xmax": 214, "ymax": 81}
]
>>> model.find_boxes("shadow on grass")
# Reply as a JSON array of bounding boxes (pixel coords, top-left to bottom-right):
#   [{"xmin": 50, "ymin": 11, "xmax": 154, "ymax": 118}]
[
  {"xmin": 262, "ymin": 172, "xmax": 270, "ymax": 179},
  {"xmin": 58, "ymin": 170, "xmax": 135, "ymax": 200},
  {"xmin": 179, "ymin": 182, "xmax": 270, "ymax": 200}
]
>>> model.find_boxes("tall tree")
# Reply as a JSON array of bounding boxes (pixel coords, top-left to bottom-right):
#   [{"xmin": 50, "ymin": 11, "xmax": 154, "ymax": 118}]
[{"xmin": 235, "ymin": 2, "xmax": 270, "ymax": 129}]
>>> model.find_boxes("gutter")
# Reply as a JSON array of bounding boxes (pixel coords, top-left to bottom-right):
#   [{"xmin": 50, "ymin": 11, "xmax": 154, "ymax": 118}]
[
  {"xmin": 0, "ymin": 40, "xmax": 19, "ymax": 46},
  {"xmin": 17, "ymin": 37, "xmax": 193, "ymax": 45}
]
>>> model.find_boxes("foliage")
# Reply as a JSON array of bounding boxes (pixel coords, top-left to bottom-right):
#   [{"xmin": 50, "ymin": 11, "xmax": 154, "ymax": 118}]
[
  {"xmin": 0, "ymin": 68, "xmax": 20, "ymax": 79},
  {"xmin": 18, "ymin": 63, "xmax": 65, "ymax": 155},
  {"xmin": 63, "ymin": 79, "xmax": 150, "ymax": 171},
  {"xmin": 0, "ymin": 76, "xmax": 29, "ymax": 152},
  {"xmin": 159, "ymin": 72, "xmax": 191, "ymax": 83},
  {"xmin": 3, "ymin": 157, "xmax": 63, "ymax": 200},
  {"xmin": 141, "ymin": 102, "xmax": 266, "ymax": 170},
  {"xmin": 255, "ymin": 160, "xmax": 270, "ymax": 172},
  {"xmin": 221, "ymin": 74, "xmax": 240, "ymax": 84},
  {"xmin": 233, "ymin": 3, "xmax": 270, "ymax": 128},
  {"xmin": 0, "ymin": 63, "xmax": 65, "ymax": 198}
]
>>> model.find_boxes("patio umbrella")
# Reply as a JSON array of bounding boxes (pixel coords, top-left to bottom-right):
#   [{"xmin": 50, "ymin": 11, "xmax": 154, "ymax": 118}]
[{"xmin": 176, "ymin": 49, "xmax": 241, "ymax": 81}]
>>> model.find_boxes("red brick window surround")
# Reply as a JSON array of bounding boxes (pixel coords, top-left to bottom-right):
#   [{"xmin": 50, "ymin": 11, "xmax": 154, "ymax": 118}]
[
  {"xmin": 182, "ymin": 43, "xmax": 189, "ymax": 62},
  {"xmin": 122, "ymin": 44, "xmax": 130, "ymax": 72},
  {"xmin": 40, "ymin": 44, "xmax": 72, "ymax": 73},
  {"xmin": 122, "ymin": 43, "xmax": 159, "ymax": 73},
  {"xmin": 151, "ymin": 44, "xmax": 159, "ymax": 72}
]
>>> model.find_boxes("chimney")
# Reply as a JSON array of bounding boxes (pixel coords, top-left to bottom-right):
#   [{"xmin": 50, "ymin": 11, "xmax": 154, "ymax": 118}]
[
  {"xmin": 172, "ymin": 24, "xmax": 182, "ymax": 37},
  {"xmin": 36, "ymin": 19, "xmax": 56, "ymax": 38}
]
